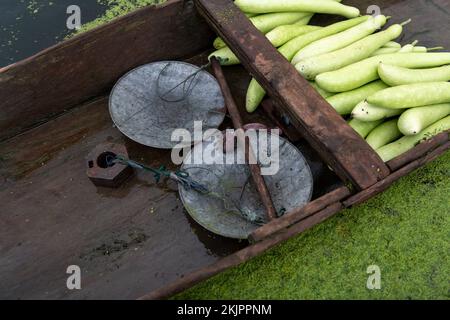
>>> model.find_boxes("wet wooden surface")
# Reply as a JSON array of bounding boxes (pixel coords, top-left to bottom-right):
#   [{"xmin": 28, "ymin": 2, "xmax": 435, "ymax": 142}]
[
  {"xmin": 0, "ymin": 55, "xmax": 339, "ymax": 299},
  {"xmin": 141, "ymin": 202, "xmax": 344, "ymax": 300},
  {"xmin": 1, "ymin": 0, "xmax": 449, "ymax": 300},
  {"xmin": 0, "ymin": 96, "xmax": 247, "ymax": 299}
]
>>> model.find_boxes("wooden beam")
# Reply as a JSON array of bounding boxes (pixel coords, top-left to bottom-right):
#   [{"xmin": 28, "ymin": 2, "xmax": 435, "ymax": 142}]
[
  {"xmin": 249, "ymin": 185, "xmax": 351, "ymax": 243},
  {"xmin": 0, "ymin": 0, "xmax": 214, "ymax": 141},
  {"xmin": 194, "ymin": 0, "xmax": 390, "ymax": 191},
  {"xmin": 343, "ymin": 142, "xmax": 450, "ymax": 208},
  {"xmin": 210, "ymin": 57, "xmax": 277, "ymax": 221},
  {"xmin": 386, "ymin": 130, "xmax": 450, "ymax": 171}
]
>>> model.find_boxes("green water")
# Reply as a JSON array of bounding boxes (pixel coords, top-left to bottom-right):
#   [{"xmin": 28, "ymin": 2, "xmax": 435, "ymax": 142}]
[{"xmin": 0, "ymin": 0, "xmax": 160, "ymax": 67}]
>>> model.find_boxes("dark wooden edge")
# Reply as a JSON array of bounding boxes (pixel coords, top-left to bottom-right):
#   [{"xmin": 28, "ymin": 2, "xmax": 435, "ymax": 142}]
[
  {"xmin": 343, "ymin": 141, "xmax": 450, "ymax": 208},
  {"xmin": 211, "ymin": 57, "xmax": 277, "ymax": 221},
  {"xmin": 139, "ymin": 202, "xmax": 343, "ymax": 300},
  {"xmin": 195, "ymin": 0, "xmax": 390, "ymax": 191},
  {"xmin": 386, "ymin": 130, "xmax": 450, "ymax": 171},
  {"xmin": 250, "ymin": 130, "xmax": 450, "ymax": 242},
  {"xmin": 261, "ymin": 99, "xmax": 302, "ymax": 143},
  {"xmin": 249, "ymin": 185, "xmax": 351, "ymax": 243},
  {"xmin": 0, "ymin": 0, "xmax": 214, "ymax": 142}
]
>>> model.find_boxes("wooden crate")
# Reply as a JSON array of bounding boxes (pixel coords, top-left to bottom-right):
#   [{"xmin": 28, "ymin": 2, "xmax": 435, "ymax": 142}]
[
  {"xmin": 0, "ymin": 0, "xmax": 448, "ymax": 300},
  {"xmin": 142, "ymin": 0, "xmax": 450, "ymax": 299}
]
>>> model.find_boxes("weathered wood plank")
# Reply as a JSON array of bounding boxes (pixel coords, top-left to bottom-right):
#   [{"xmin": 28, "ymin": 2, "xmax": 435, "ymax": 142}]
[
  {"xmin": 343, "ymin": 142, "xmax": 450, "ymax": 208},
  {"xmin": 211, "ymin": 57, "xmax": 277, "ymax": 221},
  {"xmin": 249, "ymin": 185, "xmax": 351, "ymax": 243},
  {"xmin": 386, "ymin": 130, "xmax": 450, "ymax": 171},
  {"xmin": 195, "ymin": 0, "xmax": 390, "ymax": 190},
  {"xmin": 0, "ymin": 0, "xmax": 214, "ymax": 141},
  {"xmin": 261, "ymin": 99, "xmax": 303, "ymax": 143}
]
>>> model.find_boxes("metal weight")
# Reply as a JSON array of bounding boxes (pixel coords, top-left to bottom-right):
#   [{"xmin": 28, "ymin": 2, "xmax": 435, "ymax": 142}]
[{"xmin": 86, "ymin": 143, "xmax": 133, "ymax": 188}]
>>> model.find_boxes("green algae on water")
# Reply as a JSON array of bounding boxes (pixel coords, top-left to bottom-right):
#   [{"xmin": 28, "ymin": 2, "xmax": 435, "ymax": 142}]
[{"xmin": 73, "ymin": 0, "xmax": 165, "ymax": 35}]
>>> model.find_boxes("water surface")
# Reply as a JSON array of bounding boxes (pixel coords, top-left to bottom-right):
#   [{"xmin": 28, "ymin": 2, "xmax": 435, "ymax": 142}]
[{"xmin": 0, "ymin": 0, "xmax": 106, "ymax": 67}]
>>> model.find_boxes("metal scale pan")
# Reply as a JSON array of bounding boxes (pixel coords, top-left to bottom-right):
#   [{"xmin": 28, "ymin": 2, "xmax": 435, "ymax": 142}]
[
  {"xmin": 179, "ymin": 131, "xmax": 314, "ymax": 239},
  {"xmin": 108, "ymin": 61, "xmax": 313, "ymax": 239},
  {"xmin": 109, "ymin": 61, "xmax": 226, "ymax": 149}
]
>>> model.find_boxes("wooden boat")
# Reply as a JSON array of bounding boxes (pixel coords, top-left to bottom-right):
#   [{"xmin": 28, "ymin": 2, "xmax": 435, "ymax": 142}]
[{"xmin": 0, "ymin": 0, "xmax": 449, "ymax": 299}]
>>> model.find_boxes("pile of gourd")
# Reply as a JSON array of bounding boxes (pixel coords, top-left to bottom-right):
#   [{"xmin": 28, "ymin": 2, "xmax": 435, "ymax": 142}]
[{"xmin": 210, "ymin": 0, "xmax": 450, "ymax": 162}]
